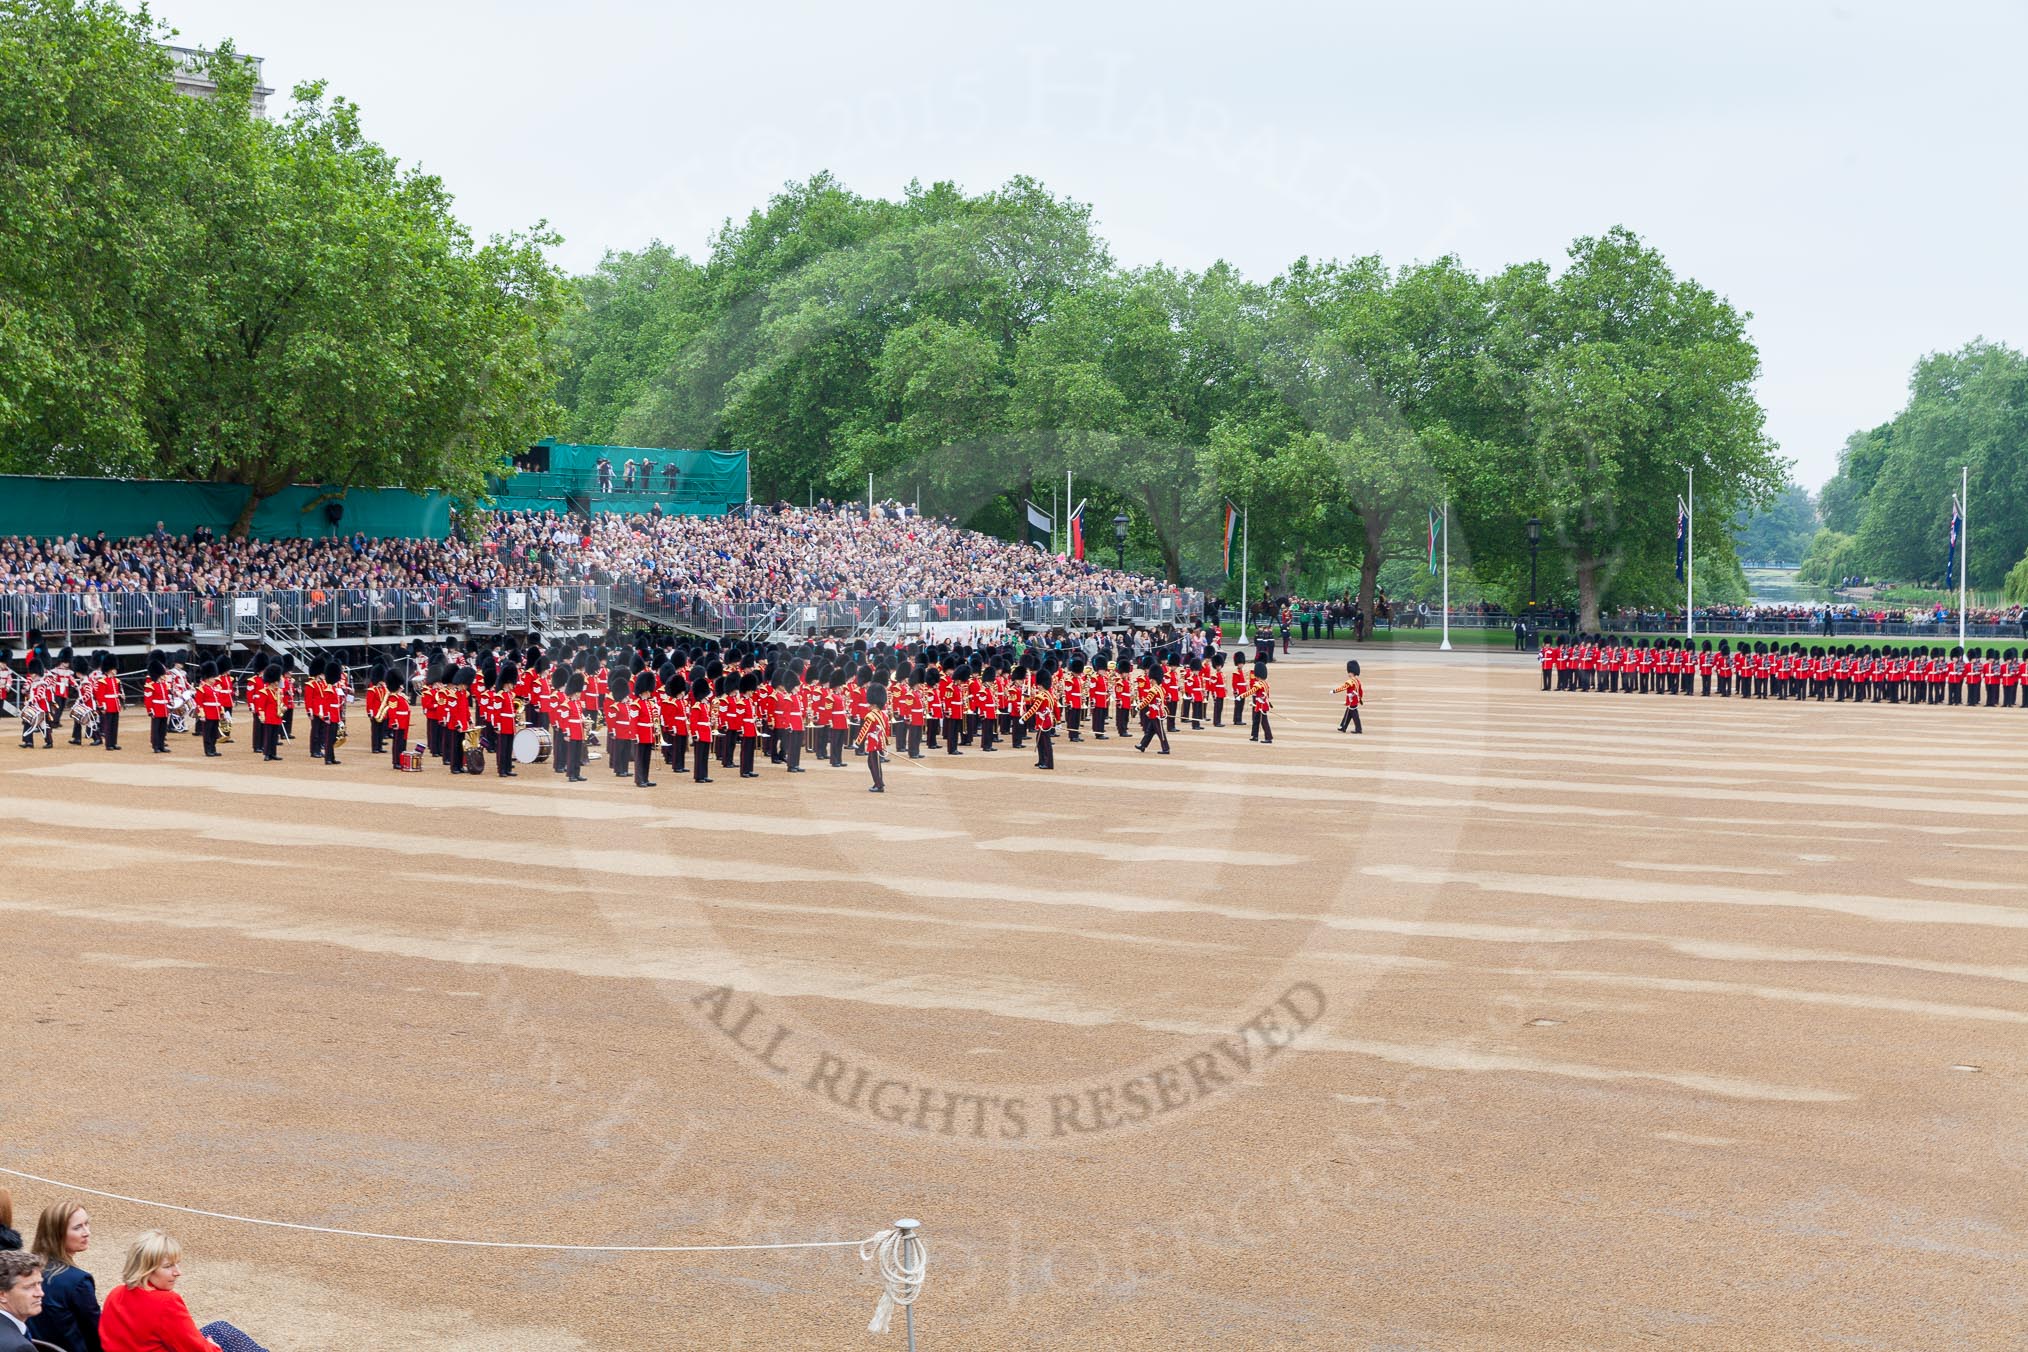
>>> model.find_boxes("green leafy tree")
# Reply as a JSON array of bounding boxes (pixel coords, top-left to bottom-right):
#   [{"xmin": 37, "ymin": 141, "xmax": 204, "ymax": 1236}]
[
  {"xmin": 1505, "ymin": 228, "xmax": 1784, "ymax": 630},
  {"xmin": 1851, "ymin": 341, "xmax": 2028, "ymax": 589},
  {"xmin": 1733, "ymin": 481, "xmax": 1819, "ymax": 564},
  {"xmin": 0, "ymin": 0, "xmax": 181, "ymax": 470},
  {"xmin": 1010, "ymin": 263, "xmax": 1264, "ymax": 582},
  {"xmin": 1816, "ymin": 423, "xmax": 1893, "ymax": 534},
  {"xmin": 0, "ymin": 3, "xmax": 567, "ymax": 532}
]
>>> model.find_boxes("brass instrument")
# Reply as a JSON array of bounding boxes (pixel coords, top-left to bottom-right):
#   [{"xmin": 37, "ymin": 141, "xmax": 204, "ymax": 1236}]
[{"xmin": 218, "ymin": 707, "xmax": 235, "ymax": 742}]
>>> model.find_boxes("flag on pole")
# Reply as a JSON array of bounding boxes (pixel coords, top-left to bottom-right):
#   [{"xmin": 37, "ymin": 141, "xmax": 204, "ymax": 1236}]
[
  {"xmin": 1675, "ymin": 497, "xmax": 1689, "ymax": 582},
  {"xmin": 1944, "ymin": 495, "xmax": 1962, "ymax": 588},
  {"xmin": 1023, "ymin": 501, "xmax": 1053, "ymax": 552},
  {"xmin": 1068, "ymin": 500, "xmax": 1086, "ymax": 562},
  {"xmin": 1222, "ymin": 500, "xmax": 1240, "ymax": 575},
  {"xmin": 1427, "ymin": 508, "xmax": 1442, "ymax": 575}
]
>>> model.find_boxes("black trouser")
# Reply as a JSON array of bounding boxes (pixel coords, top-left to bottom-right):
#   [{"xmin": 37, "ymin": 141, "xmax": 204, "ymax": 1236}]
[
  {"xmin": 1035, "ymin": 727, "xmax": 1054, "ymax": 768},
  {"xmin": 1011, "ymin": 715, "xmax": 1026, "ymax": 749},
  {"xmin": 1166, "ymin": 701, "xmax": 1177, "ymax": 730},
  {"xmin": 694, "ymin": 743, "xmax": 712, "ymax": 781},
  {"xmin": 391, "ymin": 731, "xmax": 408, "ymax": 769},
  {"xmin": 201, "ymin": 718, "xmax": 219, "ymax": 755},
  {"xmin": 1191, "ymin": 699, "xmax": 1205, "ymax": 727},
  {"xmin": 945, "ymin": 717, "xmax": 964, "ymax": 752},
  {"xmin": 1117, "ymin": 705, "xmax": 1130, "ymax": 736},
  {"xmin": 1212, "ymin": 695, "xmax": 1224, "ymax": 726},
  {"xmin": 1252, "ymin": 709, "xmax": 1273, "ymax": 743},
  {"xmin": 1136, "ymin": 711, "xmax": 1169, "ymax": 752},
  {"xmin": 323, "ymin": 718, "xmax": 339, "ymax": 763},
  {"xmin": 311, "ymin": 716, "xmax": 329, "ymax": 758},
  {"xmin": 635, "ymin": 740, "xmax": 653, "ymax": 784},
  {"xmin": 370, "ymin": 717, "xmax": 385, "ymax": 754},
  {"xmin": 867, "ymin": 748, "xmax": 885, "ymax": 791},
  {"xmin": 497, "ymin": 735, "xmax": 515, "ymax": 776},
  {"xmin": 101, "ymin": 709, "xmax": 121, "ymax": 749},
  {"xmin": 612, "ymin": 738, "xmax": 631, "ymax": 776},
  {"xmin": 1232, "ymin": 697, "xmax": 1246, "ymax": 729},
  {"xmin": 1701, "ymin": 673, "xmax": 1712, "ymax": 696},
  {"xmin": 740, "ymin": 735, "xmax": 757, "ymax": 776},
  {"xmin": 785, "ymin": 734, "xmax": 803, "ymax": 771},
  {"xmin": 1339, "ymin": 706, "xmax": 1361, "ymax": 732},
  {"xmin": 150, "ymin": 714, "xmax": 168, "ymax": 751},
  {"xmin": 906, "ymin": 723, "xmax": 923, "ymax": 757},
  {"xmin": 283, "ymin": 708, "xmax": 295, "ymax": 740},
  {"xmin": 665, "ymin": 734, "xmax": 686, "ymax": 772},
  {"xmin": 979, "ymin": 717, "xmax": 997, "ymax": 752},
  {"xmin": 450, "ymin": 733, "xmax": 469, "ymax": 773},
  {"xmin": 262, "ymin": 721, "xmax": 281, "ymax": 760},
  {"xmin": 565, "ymin": 737, "xmax": 585, "ymax": 780}
]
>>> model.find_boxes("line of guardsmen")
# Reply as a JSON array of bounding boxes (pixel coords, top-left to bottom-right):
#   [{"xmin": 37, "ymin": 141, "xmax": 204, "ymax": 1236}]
[{"xmin": 1538, "ymin": 635, "xmax": 2028, "ymax": 704}]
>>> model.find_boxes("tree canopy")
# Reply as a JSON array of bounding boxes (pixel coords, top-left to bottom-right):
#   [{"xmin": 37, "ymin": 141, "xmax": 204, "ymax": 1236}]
[
  {"xmin": 0, "ymin": 0, "xmax": 565, "ymax": 532},
  {"xmin": 1807, "ymin": 340, "xmax": 2028, "ymax": 592},
  {"xmin": 555, "ymin": 193, "xmax": 1784, "ymax": 613}
]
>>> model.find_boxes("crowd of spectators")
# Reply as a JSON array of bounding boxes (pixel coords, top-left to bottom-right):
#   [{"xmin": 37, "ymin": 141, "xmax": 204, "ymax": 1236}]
[
  {"xmin": 538, "ymin": 502, "xmax": 1169, "ymax": 612},
  {"xmin": 0, "ymin": 523, "xmax": 554, "ymax": 598},
  {"xmin": 0, "ymin": 501, "xmax": 1178, "ymax": 630},
  {"xmin": 0, "ymin": 1188, "xmax": 266, "ymax": 1351}
]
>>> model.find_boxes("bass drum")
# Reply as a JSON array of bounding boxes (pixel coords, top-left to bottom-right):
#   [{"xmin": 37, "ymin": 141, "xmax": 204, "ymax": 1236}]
[{"xmin": 512, "ymin": 726, "xmax": 552, "ymax": 764}]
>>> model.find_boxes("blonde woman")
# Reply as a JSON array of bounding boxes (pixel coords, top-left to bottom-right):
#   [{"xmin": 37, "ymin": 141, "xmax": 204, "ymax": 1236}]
[
  {"xmin": 98, "ymin": 1232, "xmax": 266, "ymax": 1352},
  {"xmin": 26, "ymin": 1200, "xmax": 98, "ymax": 1352}
]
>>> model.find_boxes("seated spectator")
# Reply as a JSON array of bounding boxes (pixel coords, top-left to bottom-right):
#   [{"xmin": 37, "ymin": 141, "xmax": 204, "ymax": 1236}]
[
  {"xmin": 99, "ymin": 1231, "xmax": 268, "ymax": 1352},
  {"xmin": 0, "ymin": 1250, "xmax": 42, "ymax": 1352},
  {"xmin": 0, "ymin": 1191, "xmax": 16, "ymax": 1250},
  {"xmin": 27, "ymin": 1200, "xmax": 99, "ymax": 1352}
]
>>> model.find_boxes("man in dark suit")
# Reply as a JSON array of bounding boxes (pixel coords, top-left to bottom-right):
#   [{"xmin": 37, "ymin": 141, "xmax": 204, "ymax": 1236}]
[{"xmin": 0, "ymin": 1250, "xmax": 43, "ymax": 1352}]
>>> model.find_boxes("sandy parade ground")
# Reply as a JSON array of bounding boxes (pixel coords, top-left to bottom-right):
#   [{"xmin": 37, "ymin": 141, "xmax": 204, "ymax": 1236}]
[{"xmin": 4, "ymin": 643, "xmax": 2024, "ymax": 1349}]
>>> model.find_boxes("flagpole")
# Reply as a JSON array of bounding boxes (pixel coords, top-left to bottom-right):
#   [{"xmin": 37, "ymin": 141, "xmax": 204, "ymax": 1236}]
[
  {"xmin": 1686, "ymin": 465, "xmax": 1695, "ymax": 643},
  {"xmin": 1064, "ymin": 471, "xmax": 1072, "ymax": 557},
  {"xmin": 1240, "ymin": 507, "xmax": 1249, "ymax": 643},
  {"xmin": 1439, "ymin": 497, "xmax": 1452, "ymax": 652},
  {"xmin": 1960, "ymin": 464, "xmax": 1968, "ymax": 648}
]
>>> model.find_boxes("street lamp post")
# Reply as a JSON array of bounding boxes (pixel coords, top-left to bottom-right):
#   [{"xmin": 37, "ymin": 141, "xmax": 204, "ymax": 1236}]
[
  {"xmin": 1112, "ymin": 512, "xmax": 1129, "ymax": 572},
  {"xmin": 1526, "ymin": 517, "xmax": 1542, "ymax": 609}
]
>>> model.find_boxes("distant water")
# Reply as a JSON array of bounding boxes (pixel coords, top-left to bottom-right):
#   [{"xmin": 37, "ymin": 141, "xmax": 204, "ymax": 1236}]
[{"xmin": 1745, "ymin": 567, "xmax": 1836, "ymax": 605}]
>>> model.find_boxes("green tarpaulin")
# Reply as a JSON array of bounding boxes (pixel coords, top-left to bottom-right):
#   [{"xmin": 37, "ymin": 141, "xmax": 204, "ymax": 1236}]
[{"xmin": 0, "ymin": 476, "xmax": 452, "ymax": 540}]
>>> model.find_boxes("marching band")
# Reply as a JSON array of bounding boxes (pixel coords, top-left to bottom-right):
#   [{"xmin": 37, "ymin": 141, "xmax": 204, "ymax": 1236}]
[{"xmin": 4, "ymin": 630, "xmax": 1324, "ymax": 793}]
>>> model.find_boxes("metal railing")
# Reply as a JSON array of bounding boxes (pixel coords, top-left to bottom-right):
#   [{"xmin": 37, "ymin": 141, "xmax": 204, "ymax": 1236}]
[{"xmin": 0, "ymin": 586, "xmax": 611, "ymax": 645}]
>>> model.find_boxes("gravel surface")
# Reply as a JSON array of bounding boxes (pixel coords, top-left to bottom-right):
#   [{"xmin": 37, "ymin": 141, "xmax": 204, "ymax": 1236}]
[{"xmin": 5, "ymin": 644, "xmax": 2022, "ymax": 1349}]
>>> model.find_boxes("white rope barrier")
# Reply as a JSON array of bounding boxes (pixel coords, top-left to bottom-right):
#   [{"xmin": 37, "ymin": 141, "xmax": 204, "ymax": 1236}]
[
  {"xmin": 0, "ymin": 1166, "xmax": 924, "ymax": 1335},
  {"xmin": 860, "ymin": 1221, "xmax": 926, "ymax": 1335}
]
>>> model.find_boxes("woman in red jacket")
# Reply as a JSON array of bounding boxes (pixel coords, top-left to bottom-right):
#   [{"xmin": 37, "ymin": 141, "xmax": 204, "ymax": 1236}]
[{"xmin": 100, "ymin": 1230, "xmax": 267, "ymax": 1352}]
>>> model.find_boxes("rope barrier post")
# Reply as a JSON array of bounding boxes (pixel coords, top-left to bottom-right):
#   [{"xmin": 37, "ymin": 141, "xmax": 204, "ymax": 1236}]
[{"xmin": 895, "ymin": 1219, "xmax": 921, "ymax": 1352}]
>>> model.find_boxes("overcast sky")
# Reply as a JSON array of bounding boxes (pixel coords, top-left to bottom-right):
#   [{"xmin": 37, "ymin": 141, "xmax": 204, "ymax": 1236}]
[{"xmin": 156, "ymin": 0, "xmax": 2026, "ymax": 490}]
